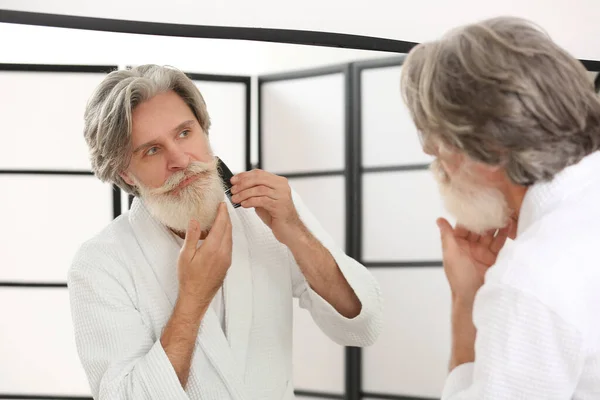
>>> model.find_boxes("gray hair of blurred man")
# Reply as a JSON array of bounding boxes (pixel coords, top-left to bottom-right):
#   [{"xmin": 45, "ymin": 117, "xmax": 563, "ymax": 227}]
[
  {"xmin": 83, "ymin": 64, "xmax": 211, "ymax": 196},
  {"xmin": 400, "ymin": 16, "xmax": 600, "ymax": 186}
]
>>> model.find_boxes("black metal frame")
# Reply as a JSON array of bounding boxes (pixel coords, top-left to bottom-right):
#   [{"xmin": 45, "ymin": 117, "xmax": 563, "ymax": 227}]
[
  {"xmin": 0, "ymin": 396, "xmax": 92, "ymax": 400},
  {"xmin": 0, "ymin": 63, "xmax": 117, "ymax": 400},
  {"xmin": 350, "ymin": 55, "xmax": 439, "ymax": 269},
  {"xmin": 183, "ymin": 72, "xmax": 253, "ymax": 173},
  {"xmin": 258, "ymin": 63, "xmax": 353, "ymax": 400},
  {"xmin": 0, "ymin": 9, "xmax": 416, "ymax": 55}
]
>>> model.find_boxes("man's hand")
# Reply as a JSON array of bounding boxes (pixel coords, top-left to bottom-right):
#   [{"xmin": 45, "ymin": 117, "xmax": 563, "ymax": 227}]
[
  {"xmin": 437, "ymin": 218, "xmax": 513, "ymax": 300},
  {"xmin": 230, "ymin": 169, "xmax": 304, "ymax": 245},
  {"xmin": 162, "ymin": 203, "xmax": 232, "ymax": 388},
  {"xmin": 438, "ymin": 217, "xmax": 514, "ymax": 371},
  {"xmin": 177, "ymin": 202, "xmax": 233, "ymax": 303},
  {"xmin": 231, "ymin": 169, "xmax": 362, "ymax": 318}
]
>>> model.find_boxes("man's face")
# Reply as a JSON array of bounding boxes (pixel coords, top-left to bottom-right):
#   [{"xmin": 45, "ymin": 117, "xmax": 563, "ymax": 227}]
[
  {"xmin": 120, "ymin": 90, "xmax": 224, "ymax": 233},
  {"xmin": 425, "ymin": 139, "xmax": 511, "ymax": 234}
]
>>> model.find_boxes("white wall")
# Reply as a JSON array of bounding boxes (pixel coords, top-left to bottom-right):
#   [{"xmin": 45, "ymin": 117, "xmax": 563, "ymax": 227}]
[{"xmin": 1, "ymin": 0, "xmax": 599, "ymax": 60}]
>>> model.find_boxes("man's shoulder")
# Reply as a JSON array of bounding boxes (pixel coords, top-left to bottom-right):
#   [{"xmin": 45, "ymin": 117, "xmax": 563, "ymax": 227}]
[
  {"xmin": 485, "ymin": 220, "xmax": 600, "ymax": 329},
  {"xmin": 70, "ymin": 213, "xmax": 135, "ymax": 277}
]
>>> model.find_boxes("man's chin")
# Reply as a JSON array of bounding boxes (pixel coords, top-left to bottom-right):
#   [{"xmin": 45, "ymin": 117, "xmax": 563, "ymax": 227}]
[{"xmin": 141, "ymin": 191, "xmax": 224, "ymax": 234}]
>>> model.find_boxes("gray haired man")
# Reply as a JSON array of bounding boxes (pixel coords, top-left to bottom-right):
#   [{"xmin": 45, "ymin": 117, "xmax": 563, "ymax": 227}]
[
  {"xmin": 68, "ymin": 65, "xmax": 383, "ymax": 400},
  {"xmin": 401, "ymin": 16, "xmax": 600, "ymax": 399}
]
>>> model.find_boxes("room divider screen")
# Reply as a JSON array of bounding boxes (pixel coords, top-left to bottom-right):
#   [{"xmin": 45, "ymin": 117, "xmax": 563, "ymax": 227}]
[{"xmin": 0, "ymin": 63, "xmax": 117, "ymax": 399}]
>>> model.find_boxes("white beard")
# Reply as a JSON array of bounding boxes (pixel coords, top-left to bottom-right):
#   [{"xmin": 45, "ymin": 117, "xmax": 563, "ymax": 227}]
[
  {"xmin": 132, "ymin": 159, "xmax": 225, "ymax": 233},
  {"xmin": 430, "ymin": 159, "xmax": 510, "ymax": 234}
]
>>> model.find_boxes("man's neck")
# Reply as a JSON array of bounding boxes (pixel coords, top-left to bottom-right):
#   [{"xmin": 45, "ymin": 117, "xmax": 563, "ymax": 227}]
[{"xmin": 502, "ymin": 182, "xmax": 529, "ymax": 239}]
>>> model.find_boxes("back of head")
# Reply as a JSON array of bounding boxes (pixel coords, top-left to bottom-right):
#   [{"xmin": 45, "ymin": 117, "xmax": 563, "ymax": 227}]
[
  {"xmin": 83, "ymin": 64, "xmax": 211, "ymax": 195},
  {"xmin": 401, "ymin": 16, "xmax": 600, "ymax": 185}
]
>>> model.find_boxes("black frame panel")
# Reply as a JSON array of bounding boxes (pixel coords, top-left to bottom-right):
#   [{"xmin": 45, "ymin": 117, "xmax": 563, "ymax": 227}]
[
  {"xmin": 258, "ymin": 64, "xmax": 351, "ymax": 399},
  {"xmin": 0, "ymin": 63, "xmax": 116, "ymax": 399}
]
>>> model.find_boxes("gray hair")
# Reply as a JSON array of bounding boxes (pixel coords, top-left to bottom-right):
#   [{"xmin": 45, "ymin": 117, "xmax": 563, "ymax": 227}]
[
  {"xmin": 83, "ymin": 64, "xmax": 211, "ymax": 195},
  {"xmin": 401, "ymin": 16, "xmax": 600, "ymax": 185}
]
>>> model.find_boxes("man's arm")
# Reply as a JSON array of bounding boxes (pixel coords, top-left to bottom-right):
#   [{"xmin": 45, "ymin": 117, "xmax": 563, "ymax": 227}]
[
  {"xmin": 282, "ymin": 221, "xmax": 361, "ymax": 318},
  {"xmin": 68, "ymin": 205, "xmax": 232, "ymax": 399},
  {"xmin": 160, "ymin": 294, "xmax": 210, "ymax": 388},
  {"xmin": 163, "ymin": 204, "xmax": 233, "ymax": 387},
  {"xmin": 449, "ymin": 296, "xmax": 476, "ymax": 371},
  {"xmin": 230, "ymin": 170, "xmax": 366, "ymax": 319},
  {"xmin": 68, "ymin": 252, "xmax": 191, "ymax": 400}
]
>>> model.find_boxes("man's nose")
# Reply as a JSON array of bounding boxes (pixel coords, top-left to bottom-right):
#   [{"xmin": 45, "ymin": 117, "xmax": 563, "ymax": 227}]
[{"xmin": 167, "ymin": 147, "xmax": 190, "ymax": 171}]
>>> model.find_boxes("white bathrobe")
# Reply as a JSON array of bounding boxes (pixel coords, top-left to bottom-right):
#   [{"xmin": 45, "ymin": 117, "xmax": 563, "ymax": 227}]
[{"xmin": 68, "ymin": 189, "xmax": 383, "ymax": 400}]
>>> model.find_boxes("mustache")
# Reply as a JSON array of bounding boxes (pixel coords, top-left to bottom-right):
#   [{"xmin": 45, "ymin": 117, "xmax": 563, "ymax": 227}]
[{"xmin": 149, "ymin": 159, "xmax": 218, "ymax": 195}]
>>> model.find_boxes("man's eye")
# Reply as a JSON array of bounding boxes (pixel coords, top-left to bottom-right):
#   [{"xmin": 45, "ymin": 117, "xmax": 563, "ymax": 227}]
[
  {"xmin": 180, "ymin": 130, "xmax": 190, "ymax": 138},
  {"xmin": 146, "ymin": 147, "xmax": 158, "ymax": 156}
]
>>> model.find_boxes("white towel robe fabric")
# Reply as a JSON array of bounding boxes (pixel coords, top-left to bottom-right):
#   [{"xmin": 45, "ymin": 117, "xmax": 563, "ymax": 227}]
[{"xmin": 68, "ymin": 189, "xmax": 383, "ymax": 400}]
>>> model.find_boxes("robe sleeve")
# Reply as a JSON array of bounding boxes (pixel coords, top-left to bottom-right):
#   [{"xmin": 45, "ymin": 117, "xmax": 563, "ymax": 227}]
[
  {"xmin": 288, "ymin": 188, "xmax": 383, "ymax": 347},
  {"xmin": 68, "ymin": 243, "xmax": 190, "ymax": 400}
]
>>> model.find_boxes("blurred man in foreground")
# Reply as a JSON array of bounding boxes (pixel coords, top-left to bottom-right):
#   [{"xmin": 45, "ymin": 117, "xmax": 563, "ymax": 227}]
[{"xmin": 401, "ymin": 16, "xmax": 600, "ymax": 398}]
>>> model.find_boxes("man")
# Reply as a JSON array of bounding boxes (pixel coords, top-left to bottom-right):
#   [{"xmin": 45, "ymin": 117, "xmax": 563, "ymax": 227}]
[
  {"xmin": 401, "ymin": 17, "xmax": 600, "ymax": 398},
  {"xmin": 68, "ymin": 64, "xmax": 383, "ymax": 400}
]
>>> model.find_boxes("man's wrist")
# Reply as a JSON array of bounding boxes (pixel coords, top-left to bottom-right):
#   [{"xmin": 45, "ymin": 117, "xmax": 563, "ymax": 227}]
[
  {"xmin": 452, "ymin": 293, "xmax": 476, "ymax": 309},
  {"xmin": 279, "ymin": 220, "xmax": 311, "ymax": 249},
  {"xmin": 449, "ymin": 294, "xmax": 477, "ymax": 371},
  {"xmin": 177, "ymin": 286, "xmax": 212, "ymax": 321}
]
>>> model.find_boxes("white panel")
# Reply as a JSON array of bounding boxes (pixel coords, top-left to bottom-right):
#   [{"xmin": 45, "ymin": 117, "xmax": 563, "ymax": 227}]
[
  {"xmin": 288, "ymin": 176, "xmax": 345, "ymax": 251},
  {"xmin": 0, "ymin": 175, "xmax": 113, "ymax": 282},
  {"xmin": 361, "ymin": 65, "xmax": 433, "ymax": 167},
  {"xmin": 0, "ymin": 71, "xmax": 109, "ymax": 170},
  {"xmin": 194, "ymin": 80, "xmax": 247, "ymax": 173},
  {"xmin": 363, "ymin": 268, "xmax": 451, "ymax": 398},
  {"xmin": 293, "ymin": 299, "xmax": 345, "ymax": 393},
  {"xmin": 262, "ymin": 74, "xmax": 345, "ymax": 173},
  {"xmin": 363, "ymin": 170, "xmax": 455, "ymax": 262},
  {"xmin": 0, "ymin": 288, "xmax": 91, "ymax": 395}
]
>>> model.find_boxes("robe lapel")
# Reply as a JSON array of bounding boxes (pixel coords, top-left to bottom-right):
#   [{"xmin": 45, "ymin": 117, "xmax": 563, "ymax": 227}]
[
  {"xmin": 128, "ymin": 197, "xmax": 180, "ymax": 307},
  {"xmin": 128, "ymin": 198, "xmax": 253, "ymax": 400},
  {"xmin": 222, "ymin": 199, "xmax": 254, "ymax": 377}
]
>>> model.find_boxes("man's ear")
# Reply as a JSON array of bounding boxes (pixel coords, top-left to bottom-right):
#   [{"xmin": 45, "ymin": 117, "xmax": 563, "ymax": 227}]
[
  {"xmin": 119, "ymin": 171, "xmax": 135, "ymax": 187},
  {"xmin": 475, "ymin": 162, "xmax": 506, "ymax": 184}
]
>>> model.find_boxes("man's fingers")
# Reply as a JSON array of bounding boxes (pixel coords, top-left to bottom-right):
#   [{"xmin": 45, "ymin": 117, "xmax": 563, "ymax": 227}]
[
  {"xmin": 181, "ymin": 219, "xmax": 201, "ymax": 259},
  {"xmin": 231, "ymin": 185, "xmax": 278, "ymax": 204},
  {"xmin": 437, "ymin": 217, "xmax": 458, "ymax": 250},
  {"xmin": 471, "ymin": 243, "xmax": 497, "ymax": 266},
  {"xmin": 479, "ymin": 229, "xmax": 496, "ymax": 247},
  {"xmin": 240, "ymin": 196, "xmax": 276, "ymax": 212},
  {"xmin": 230, "ymin": 169, "xmax": 279, "ymax": 194},
  {"xmin": 490, "ymin": 224, "xmax": 510, "ymax": 254},
  {"xmin": 205, "ymin": 203, "xmax": 229, "ymax": 244},
  {"xmin": 466, "ymin": 232, "xmax": 481, "ymax": 242},
  {"xmin": 454, "ymin": 224, "xmax": 470, "ymax": 239},
  {"xmin": 218, "ymin": 216, "xmax": 233, "ymax": 255}
]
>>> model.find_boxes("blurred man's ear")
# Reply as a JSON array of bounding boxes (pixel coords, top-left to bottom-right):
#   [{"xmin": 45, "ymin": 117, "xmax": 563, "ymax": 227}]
[{"xmin": 120, "ymin": 171, "xmax": 135, "ymax": 186}]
